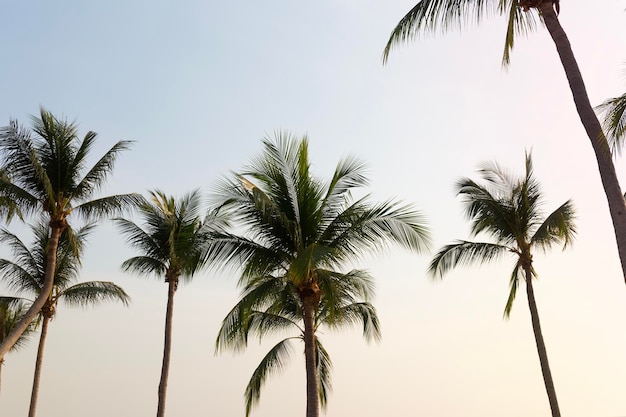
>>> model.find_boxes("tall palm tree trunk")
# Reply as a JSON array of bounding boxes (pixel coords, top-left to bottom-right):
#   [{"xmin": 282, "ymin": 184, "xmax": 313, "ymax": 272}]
[
  {"xmin": 28, "ymin": 315, "xmax": 50, "ymax": 417},
  {"xmin": 524, "ymin": 268, "xmax": 560, "ymax": 417},
  {"xmin": 0, "ymin": 226, "xmax": 62, "ymax": 358},
  {"xmin": 302, "ymin": 295, "xmax": 320, "ymax": 417},
  {"xmin": 539, "ymin": 2, "xmax": 626, "ymax": 283},
  {"xmin": 156, "ymin": 278, "xmax": 177, "ymax": 417}
]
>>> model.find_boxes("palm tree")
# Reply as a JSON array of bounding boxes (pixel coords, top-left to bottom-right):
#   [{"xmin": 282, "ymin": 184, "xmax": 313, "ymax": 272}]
[
  {"xmin": 0, "ymin": 222, "xmax": 130, "ymax": 417},
  {"xmin": 429, "ymin": 153, "xmax": 575, "ymax": 417},
  {"xmin": 216, "ymin": 265, "xmax": 380, "ymax": 417},
  {"xmin": 383, "ymin": 0, "xmax": 626, "ymax": 284},
  {"xmin": 207, "ymin": 133, "xmax": 431, "ymax": 417},
  {"xmin": 0, "ymin": 298, "xmax": 35, "ymax": 395},
  {"xmin": 115, "ymin": 189, "xmax": 228, "ymax": 417},
  {"xmin": 0, "ymin": 108, "xmax": 142, "ymax": 357}
]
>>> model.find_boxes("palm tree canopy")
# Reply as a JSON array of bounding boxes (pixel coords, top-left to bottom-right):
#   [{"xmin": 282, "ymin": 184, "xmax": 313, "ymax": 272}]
[
  {"xmin": 0, "ymin": 107, "xmax": 143, "ymax": 225},
  {"xmin": 429, "ymin": 152, "xmax": 575, "ymax": 316},
  {"xmin": 0, "ymin": 222, "xmax": 130, "ymax": 314},
  {"xmin": 0, "ymin": 299, "xmax": 35, "ymax": 353},
  {"xmin": 116, "ymin": 189, "xmax": 229, "ymax": 283},
  {"xmin": 207, "ymin": 132, "xmax": 431, "ymax": 285},
  {"xmin": 382, "ymin": 0, "xmax": 564, "ymax": 66}
]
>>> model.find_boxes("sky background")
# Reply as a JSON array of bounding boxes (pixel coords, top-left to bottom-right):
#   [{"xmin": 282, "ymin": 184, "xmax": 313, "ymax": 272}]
[{"xmin": 1, "ymin": 1, "xmax": 626, "ymax": 416}]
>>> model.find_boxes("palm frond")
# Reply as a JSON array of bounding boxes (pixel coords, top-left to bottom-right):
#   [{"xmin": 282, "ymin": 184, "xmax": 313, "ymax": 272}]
[
  {"xmin": 59, "ymin": 281, "xmax": 130, "ymax": 308},
  {"xmin": 244, "ymin": 338, "xmax": 295, "ymax": 417},
  {"xmin": 73, "ymin": 193, "xmax": 145, "ymax": 220},
  {"xmin": 596, "ymin": 92, "xmax": 626, "ymax": 155},
  {"xmin": 429, "ymin": 240, "xmax": 509, "ymax": 278},
  {"xmin": 503, "ymin": 261, "xmax": 521, "ymax": 318},
  {"xmin": 532, "ymin": 199, "xmax": 576, "ymax": 251},
  {"xmin": 315, "ymin": 338, "xmax": 333, "ymax": 409}
]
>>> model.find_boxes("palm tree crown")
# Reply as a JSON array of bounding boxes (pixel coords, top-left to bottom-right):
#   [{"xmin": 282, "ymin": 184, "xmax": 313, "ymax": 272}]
[
  {"xmin": 429, "ymin": 152, "xmax": 575, "ymax": 417},
  {"xmin": 115, "ymin": 189, "xmax": 229, "ymax": 417},
  {"xmin": 210, "ymin": 133, "xmax": 431, "ymax": 417},
  {"xmin": 0, "ymin": 108, "xmax": 141, "ymax": 357}
]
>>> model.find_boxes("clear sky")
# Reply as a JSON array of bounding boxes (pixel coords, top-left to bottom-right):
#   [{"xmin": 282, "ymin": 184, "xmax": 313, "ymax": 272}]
[{"xmin": 1, "ymin": 1, "xmax": 626, "ymax": 416}]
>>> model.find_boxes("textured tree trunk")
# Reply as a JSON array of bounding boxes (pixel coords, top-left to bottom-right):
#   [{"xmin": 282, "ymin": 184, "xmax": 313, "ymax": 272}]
[
  {"xmin": 302, "ymin": 296, "xmax": 319, "ymax": 417},
  {"xmin": 524, "ymin": 268, "xmax": 560, "ymax": 417},
  {"xmin": 539, "ymin": 2, "xmax": 626, "ymax": 283},
  {"xmin": 156, "ymin": 278, "xmax": 177, "ymax": 417},
  {"xmin": 0, "ymin": 226, "xmax": 62, "ymax": 357},
  {"xmin": 28, "ymin": 315, "xmax": 50, "ymax": 417}
]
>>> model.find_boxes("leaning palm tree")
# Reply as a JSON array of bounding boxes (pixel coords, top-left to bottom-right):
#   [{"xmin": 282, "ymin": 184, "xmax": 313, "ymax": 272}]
[
  {"xmin": 0, "ymin": 298, "xmax": 35, "ymax": 395},
  {"xmin": 217, "ymin": 265, "xmax": 380, "ymax": 417},
  {"xmin": 115, "ymin": 189, "xmax": 228, "ymax": 417},
  {"xmin": 383, "ymin": 0, "xmax": 626, "ymax": 283},
  {"xmin": 429, "ymin": 152, "xmax": 575, "ymax": 417},
  {"xmin": 0, "ymin": 108, "xmax": 142, "ymax": 357},
  {"xmin": 207, "ymin": 133, "xmax": 431, "ymax": 417},
  {"xmin": 0, "ymin": 222, "xmax": 130, "ymax": 417}
]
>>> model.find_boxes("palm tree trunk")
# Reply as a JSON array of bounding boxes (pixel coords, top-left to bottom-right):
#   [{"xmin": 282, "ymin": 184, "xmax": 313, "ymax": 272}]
[
  {"xmin": 28, "ymin": 315, "xmax": 50, "ymax": 417},
  {"xmin": 0, "ymin": 358, "xmax": 4, "ymax": 395},
  {"xmin": 302, "ymin": 295, "xmax": 319, "ymax": 417},
  {"xmin": 539, "ymin": 2, "xmax": 626, "ymax": 283},
  {"xmin": 524, "ymin": 268, "xmax": 560, "ymax": 417},
  {"xmin": 156, "ymin": 278, "xmax": 177, "ymax": 417},
  {"xmin": 0, "ymin": 226, "xmax": 62, "ymax": 357}
]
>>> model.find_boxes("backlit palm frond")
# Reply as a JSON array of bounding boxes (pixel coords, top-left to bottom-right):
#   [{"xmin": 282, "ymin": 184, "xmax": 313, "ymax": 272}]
[
  {"xmin": 531, "ymin": 199, "xmax": 576, "ymax": 251},
  {"xmin": 244, "ymin": 338, "xmax": 295, "ymax": 417},
  {"xmin": 114, "ymin": 218, "xmax": 166, "ymax": 262},
  {"xmin": 321, "ymin": 156, "xmax": 368, "ymax": 220},
  {"xmin": 0, "ymin": 299, "xmax": 36, "ymax": 352},
  {"xmin": 74, "ymin": 193, "xmax": 145, "ymax": 221},
  {"xmin": 72, "ymin": 139, "xmax": 134, "ymax": 201},
  {"xmin": 121, "ymin": 256, "xmax": 167, "ymax": 277},
  {"xmin": 503, "ymin": 261, "xmax": 522, "ymax": 318},
  {"xmin": 59, "ymin": 281, "xmax": 130, "ymax": 308},
  {"xmin": 326, "ymin": 302, "xmax": 382, "ymax": 343},
  {"xmin": 315, "ymin": 338, "xmax": 333, "ymax": 409},
  {"xmin": 429, "ymin": 240, "xmax": 509, "ymax": 278},
  {"xmin": 596, "ymin": 92, "xmax": 626, "ymax": 155}
]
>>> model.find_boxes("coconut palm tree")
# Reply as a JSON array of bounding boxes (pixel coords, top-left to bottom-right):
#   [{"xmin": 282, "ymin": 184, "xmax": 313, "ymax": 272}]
[
  {"xmin": 207, "ymin": 133, "xmax": 431, "ymax": 417},
  {"xmin": 0, "ymin": 298, "xmax": 35, "ymax": 395},
  {"xmin": 429, "ymin": 152, "xmax": 575, "ymax": 417},
  {"xmin": 0, "ymin": 108, "xmax": 142, "ymax": 357},
  {"xmin": 217, "ymin": 265, "xmax": 380, "ymax": 417},
  {"xmin": 0, "ymin": 222, "xmax": 130, "ymax": 417},
  {"xmin": 115, "ymin": 189, "xmax": 228, "ymax": 417},
  {"xmin": 383, "ymin": 0, "xmax": 626, "ymax": 283}
]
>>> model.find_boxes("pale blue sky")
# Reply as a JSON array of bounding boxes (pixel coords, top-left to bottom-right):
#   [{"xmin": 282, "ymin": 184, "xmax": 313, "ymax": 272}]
[{"xmin": 1, "ymin": 1, "xmax": 626, "ymax": 416}]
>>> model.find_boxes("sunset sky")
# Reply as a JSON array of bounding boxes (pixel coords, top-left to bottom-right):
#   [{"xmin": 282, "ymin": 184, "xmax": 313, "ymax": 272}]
[{"xmin": 1, "ymin": 1, "xmax": 626, "ymax": 416}]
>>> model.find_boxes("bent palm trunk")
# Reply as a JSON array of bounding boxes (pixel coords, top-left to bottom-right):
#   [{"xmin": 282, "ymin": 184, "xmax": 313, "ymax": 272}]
[
  {"xmin": 302, "ymin": 296, "xmax": 320, "ymax": 417},
  {"xmin": 539, "ymin": 3, "xmax": 626, "ymax": 283},
  {"xmin": 156, "ymin": 278, "xmax": 177, "ymax": 417},
  {"xmin": 0, "ymin": 226, "xmax": 62, "ymax": 357},
  {"xmin": 29, "ymin": 315, "xmax": 50, "ymax": 417},
  {"xmin": 524, "ymin": 269, "xmax": 560, "ymax": 417}
]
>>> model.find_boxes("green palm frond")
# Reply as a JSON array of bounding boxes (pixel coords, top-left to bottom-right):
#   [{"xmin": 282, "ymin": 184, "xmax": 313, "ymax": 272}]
[
  {"xmin": 383, "ymin": 0, "xmax": 539, "ymax": 66},
  {"xmin": 59, "ymin": 281, "xmax": 130, "ymax": 308},
  {"xmin": 72, "ymin": 139, "xmax": 134, "ymax": 201},
  {"xmin": 327, "ymin": 302, "xmax": 382, "ymax": 343},
  {"xmin": 315, "ymin": 338, "xmax": 333, "ymax": 409},
  {"xmin": 503, "ymin": 261, "xmax": 522, "ymax": 317},
  {"xmin": 244, "ymin": 338, "xmax": 296, "ymax": 417},
  {"xmin": 0, "ymin": 299, "xmax": 36, "ymax": 352},
  {"xmin": 121, "ymin": 256, "xmax": 168, "ymax": 277},
  {"xmin": 532, "ymin": 199, "xmax": 576, "ymax": 251},
  {"xmin": 74, "ymin": 193, "xmax": 145, "ymax": 221},
  {"xmin": 596, "ymin": 92, "xmax": 626, "ymax": 155},
  {"xmin": 429, "ymin": 240, "xmax": 509, "ymax": 278}
]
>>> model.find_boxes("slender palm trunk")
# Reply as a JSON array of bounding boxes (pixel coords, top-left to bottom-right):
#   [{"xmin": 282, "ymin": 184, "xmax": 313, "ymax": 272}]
[
  {"xmin": 0, "ymin": 358, "xmax": 4, "ymax": 395},
  {"xmin": 156, "ymin": 278, "xmax": 177, "ymax": 417},
  {"xmin": 28, "ymin": 315, "xmax": 50, "ymax": 417},
  {"xmin": 302, "ymin": 295, "xmax": 319, "ymax": 417},
  {"xmin": 524, "ymin": 268, "xmax": 560, "ymax": 417},
  {"xmin": 539, "ymin": 2, "xmax": 626, "ymax": 283},
  {"xmin": 0, "ymin": 226, "xmax": 62, "ymax": 357}
]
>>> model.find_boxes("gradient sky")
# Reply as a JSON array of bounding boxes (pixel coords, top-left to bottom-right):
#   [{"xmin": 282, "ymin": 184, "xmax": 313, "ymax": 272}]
[{"xmin": 1, "ymin": 1, "xmax": 626, "ymax": 416}]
